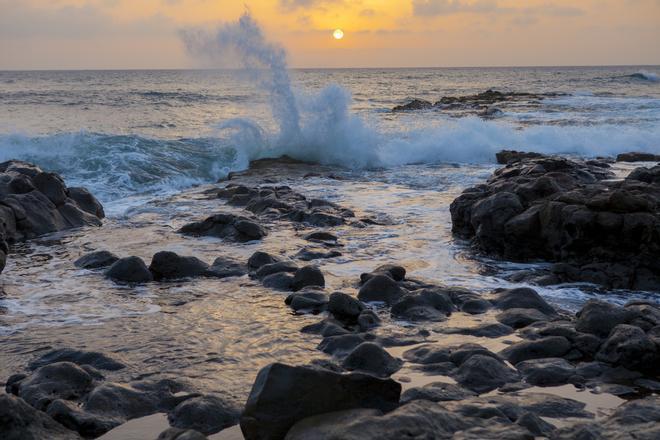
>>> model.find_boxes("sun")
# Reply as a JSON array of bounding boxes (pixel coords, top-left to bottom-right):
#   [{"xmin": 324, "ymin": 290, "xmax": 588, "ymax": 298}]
[{"xmin": 333, "ymin": 29, "xmax": 344, "ymax": 40}]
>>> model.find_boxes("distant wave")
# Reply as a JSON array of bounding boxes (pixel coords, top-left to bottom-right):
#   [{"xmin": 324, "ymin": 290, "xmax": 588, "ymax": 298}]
[{"xmin": 625, "ymin": 71, "xmax": 659, "ymax": 82}]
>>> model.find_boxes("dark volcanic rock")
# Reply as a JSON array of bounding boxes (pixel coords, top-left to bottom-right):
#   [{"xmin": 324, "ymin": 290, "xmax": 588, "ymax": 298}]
[
  {"xmin": 595, "ymin": 324, "xmax": 658, "ymax": 371},
  {"xmin": 149, "ymin": 251, "xmax": 209, "ymax": 280},
  {"xmin": 0, "ymin": 394, "xmax": 82, "ymax": 440},
  {"xmin": 74, "ymin": 250, "xmax": 119, "ymax": 269},
  {"xmin": 285, "ymin": 290, "xmax": 328, "ymax": 313},
  {"xmin": 47, "ymin": 399, "xmax": 120, "ymax": 438},
  {"xmin": 261, "ymin": 272, "xmax": 295, "ymax": 290},
  {"xmin": 360, "ymin": 264, "xmax": 407, "ymax": 283},
  {"xmin": 342, "ymin": 342, "xmax": 403, "ymax": 377},
  {"xmin": 0, "ymin": 160, "xmax": 104, "ymax": 275},
  {"xmin": 158, "ymin": 428, "xmax": 208, "ymax": 440},
  {"xmin": 357, "ymin": 274, "xmax": 405, "ymax": 304},
  {"xmin": 401, "ymin": 382, "xmax": 477, "ymax": 403},
  {"xmin": 496, "ymin": 308, "xmax": 550, "ymax": 329},
  {"xmin": 28, "ymin": 348, "xmax": 126, "ymax": 371},
  {"xmin": 390, "ymin": 288, "xmax": 454, "ymax": 321},
  {"xmin": 516, "ymin": 358, "xmax": 576, "ymax": 386},
  {"xmin": 392, "ymin": 99, "xmax": 433, "ymax": 112},
  {"xmin": 206, "ymin": 256, "xmax": 247, "ymax": 278},
  {"xmin": 16, "ymin": 362, "xmax": 95, "ymax": 410},
  {"xmin": 180, "ymin": 213, "xmax": 266, "ymax": 242},
  {"xmin": 168, "ymin": 395, "xmax": 240, "ymax": 435},
  {"xmin": 453, "ymin": 354, "xmax": 519, "ymax": 393},
  {"xmin": 501, "ymin": 336, "xmax": 572, "ymax": 365},
  {"xmin": 239, "ymin": 362, "xmax": 401, "ymax": 440},
  {"xmin": 492, "ymin": 287, "xmax": 557, "ymax": 315},
  {"xmin": 292, "ymin": 265, "xmax": 325, "ymax": 291},
  {"xmin": 294, "ymin": 247, "xmax": 341, "ymax": 261},
  {"xmin": 105, "ymin": 256, "xmax": 153, "ymax": 283},
  {"xmin": 328, "ymin": 291, "xmax": 365, "ymax": 324},
  {"xmin": 254, "ymin": 261, "xmax": 298, "ymax": 279},
  {"xmin": 449, "ymin": 154, "xmax": 660, "ymax": 289},
  {"xmin": 616, "ymin": 152, "xmax": 660, "ymax": 162},
  {"xmin": 575, "ymin": 299, "xmax": 638, "ymax": 338},
  {"xmin": 318, "ymin": 334, "xmax": 367, "ymax": 356},
  {"xmin": 247, "ymin": 251, "xmax": 280, "ymax": 272},
  {"xmin": 496, "ymin": 150, "xmax": 545, "ymax": 164}
]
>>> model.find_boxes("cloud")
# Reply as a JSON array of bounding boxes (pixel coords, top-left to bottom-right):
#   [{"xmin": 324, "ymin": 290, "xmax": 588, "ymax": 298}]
[
  {"xmin": 412, "ymin": 0, "xmax": 498, "ymax": 16},
  {"xmin": 279, "ymin": 0, "xmax": 344, "ymax": 11},
  {"xmin": 360, "ymin": 9, "xmax": 377, "ymax": 17},
  {"xmin": 412, "ymin": 0, "xmax": 584, "ymax": 20}
]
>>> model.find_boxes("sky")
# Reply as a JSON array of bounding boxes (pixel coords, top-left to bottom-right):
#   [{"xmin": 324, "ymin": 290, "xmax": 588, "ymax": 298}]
[{"xmin": 1, "ymin": 0, "xmax": 659, "ymax": 69}]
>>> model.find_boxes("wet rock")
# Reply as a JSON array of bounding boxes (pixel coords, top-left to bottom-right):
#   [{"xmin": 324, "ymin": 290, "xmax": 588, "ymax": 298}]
[
  {"xmin": 303, "ymin": 231, "xmax": 339, "ymax": 245},
  {"xmin": 318, "ymin": 334, "xmax": 367, "ymax": 357},
  {"xmin": 47, "ymin": 399, "xmax": 120, "ymax": 437},
  {"xmin": 284, "ymin": 409, "xmax": 382, "ymax": 440},
  {"xmin": 616, "ymin": 152, "xmax": 660, "ymax": 162},
  {"xmin": 460, "ymin": 298, "xmax": 492, "ymax": 314},
  {"xmin": 360, "ymin": 264, "xmax": 406, "ymax": 283},
  {"xmin": 575, "ymin": 299, "xmax": 637, "ymax": 337},
  {"xmin": 401, "ymin": 382, "xmax": 477, "ymax": 403},
  {"xmin": 392, "ymin": 99, "xmax": 433, "ymax": 112},
  {"xmin": 168, "ymin": 395, "xmax": 240, "ymax": 435},
  {"xmin": 496, "ymin": 150, "xmax": 545, "ymax": 164},
  {"xmin": 294, "ymin": 247, "xmax": 341, "ymax": 261},
  {"xmin": 149, "ymin": 251, "xmax": 209, "ymax": 280},
  {"xmin": 67, "ymin": 187, "xmax": 105, "ymax": 218},
  {"xmin": 105, "ymin": 256, "xmax": 153, "ymax": 283},
  {"xmin": 327, "ymin": 291, "xmax": 364, "ymax": 324},
  {"xmin": 17, "ymin": 362, "xmax": 95, "ymax": 411},
  {"xmin": 342, "ymin": 342, "xmax": 403, "ymax": 377},
  {"xmin": 627, "ymin": 165, "xmax": 660, "ymax": 184},
  {"xmin": 254, "ymin": 261, "xmax": 298, "ymax": 279},
  {"xmin": 157, "ymin": 428, "xmax": 208, "ymax": 440},
  {"xmin": 5, "ymin": 373, "xmax": 27, "ymax": 394},
  {"xmin": 454, "ymin": 354, "xmax": 519, "ymax": 393},
  {"xmin": 357, "ymin": 275, "xmax": 405, "ymax": 304},
  {"xmin": 301, "ymin": 319, "xmax": 350, "ymax": 337},
  {"xmin": 206, "ymin": 256, "xmax": 247, "ymax": 278},
  {"xmin": 179, "ymin": 213, "xmax": 266, "ymax": 242},
  {"xmin": 247, "ymin": 251, "xmax": 280, "ymax": 272},
  {"xmin": 74, "ymin": 250, "xmax": 119, "ymax": 269},
  {"xmin": 285, "ymin": 290, "xmax": 328, "ymax": 313},
  {"xmin": 390, "ymin": 288, "xmax": 454, "ymax": 322},
  {"xmin": 0, "ymin": 394, "xmax": 82, "ymax": 440},
  {"xmin": 292, "ymin": 265, "xmax": 325, "ymax": 291},
  {"xmin": 442, "ymin": 322, "xmax": 514, "ymax": 338},
  {"xmin": 261, "ymin": 272, "xmax": 295, "ymax": 291},
  {"xmin": 515, "ymin": 412, "xmax": 555, "ymax": 438},
  {"xmin": 240, "ymin": 362, "xmax": 401, "ymax": 440},
  {"xmin": 357, "ymin": 310, "xmax": 380, "ymax": 331},
  {"xmin": 496, "ymin": 308, "xmax": 550, "ymax": 329},
  {"xmin": 517, "ymin": 357, "xmax": 576, "ymax": 386},
  {"xmin": 596, "ymin": 324, "xmax": 658, "ymax": 371},
  {"xmin": 501, "ymin": 336, "xmax": 572, "ymax": 365},
  {"xmin": 28, "ymin": 348, "xmax": 126, "ymax": 371},
  {"xmin": 492, "ymin": 287, "xmax": 557, "ymax": 315}
]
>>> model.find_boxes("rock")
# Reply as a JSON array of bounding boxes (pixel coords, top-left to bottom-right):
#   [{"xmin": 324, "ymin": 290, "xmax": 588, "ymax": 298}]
[
  {"xmin": 318, "ymin": 334, "xmax": 367, "ymax": 357},
  {"xmin": 392, "ymin": 99, "xmax": 433, "ymax": 112},
  {"xmin": 453, "ymin": 354, "xmax": 519, "ymax": 393},
  {"xmin": 442, "ymin": 323, "xmax": 514, "ymax": 338},
  {"xmin": 303, "ymin": 231, "xmax": 339, "ymax": 245},
  {"xmin": 301, "ymin": 319, "xmax": 350, "ymax": 337},
  {"xmin": 357, "ymin": 275, "xmax": 405, "ymax": 304},
  {"xmin": 0, "ymin": 394, "xmax": 82, "ymax": 440},
  {"xmin": 5, "ymin": 373, "xmax": 27, "ymax": 394},
  {"xmin": 401, "ymin": 382, "xmax": 477, "ymax": 403},
  {"xmin": 285, "ymin": 290, "xmax": 328, "ymax": 313},
  {"xmin": 105, "ymin": 256, "xmax": 153, "ymax": 283},
  {"xmin": 357, "ymin": 310, "xmax": 380, "ymax": 331},
  {"xmin": 179, "ymin": 213, "xmax": 266, "ymax": 242},
  {"xmin": 247, "ymin": 251, "xmax": 280, "ymax": 271},
  {"xmin": 157, "ymin": 428, "xmax": 208, "ymax": 440},
  {"xmin": 360, "ymin": 264, "xmax": 406, "ymax": 283},
  {"xmin": 390, "ymin": 288, "xmax": 454, "ymax": 321},
  {"xmin": 46, "ymin": 399, "xmax": 120, "ymax": 438},
  {"xmin": 616, "ymin": 152, "xmax": 660, "ymax": 162},
  {"xmin": 74, "ymin": 250, "xmax": 119, "ymax": 269},
  {"xmin": 342, "ymin": 342, "xmax": 403, "ymax": 377},
  {"xmin": 517, "ymin": 358, "xmax": 576, "ymax": 386},
  {"xmin": 261, "ymin": 272, "xmax": 295, "ymax": 291},
  {"xmin": 168, "ymin": 395, "xmax": 239, "ymax": 435},
  {"xmin": 294, "ymin": 247, "xmax": 341, "ymax": 261},
  {"xmin": 496, "ymin": 308, "xmax": 550, "ymax": 329},
  {"xmin": 596, "ymin": 324, "xmax": 658, "ymax": 371},
  {"xmin": 292, "ymin": 266, "xmax": 325, "ymax": 291},
  {"xmin": 575, "ymin": 299, "xmax": 637, "ymax": 338},
  {"xmin": 501, "ymin": 336, "xmax": 572, "ymax": 365},
  {"xmin": 516, "ymin": 412, "xmax": 555, "ymax": 438},
  {"xmin": 284, "ymin": 409, "xmax": 382, "ymax": 440},
  {"xmin": 492, "ymin": 287, "xmax": 557, "ymax": 315},
  {"xmin": 206, "ymin": 257, "xmax": 247, "ymax": 278},
  {"xmin": 239, "ymin": 363, "xmax": 401, "ymax": 440},
  {"xmin": 496, "ymin": 150, "xmax": 545, "ymax": 164},
  {"xmin": 28, "ymin": 348, "xmax": 126, "ymax": 371},
  {"xmin": 149, "ymin": 251, "xmax": 209, "ymax": 280},
  {"xmin": 17, "ymin": 362, "xmax": 95, "ymax": 411},
  {"xmin": 460, "ymin": 298, "xmax": 491, "ymax": 314},
  {"xmin": 67, "ymin": 187, "xmax": 105, "ymax": 218},
  {"xmin": 327, "ymin": 291, "xmax": 364, "ymax": 323},
  {"xmin": 254, "ymin": 261, "xmax": 298, "ymax": 279}
]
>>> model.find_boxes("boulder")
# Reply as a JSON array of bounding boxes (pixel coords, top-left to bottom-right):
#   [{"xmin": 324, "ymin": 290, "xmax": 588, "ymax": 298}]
[
  {"xmin": 575, "ymin": 299, "xmax": 637, "ymax": 338},
  {"xmin": 496, "ymin": 150, "xmax": 545, "ymax": 164},
  {"xmin": 285, "ymin": 290, "xmax": 328, "ymax": 313},
  {"xmin": 596, "ymin": 324, "xmax": 658, "ymax": 370},
  {"xmin": 28, "ymin": 348, "xmax": 126, "ymax": 371},
  {"xmin": 292, "ymin": 266, "xmax": 325, "ymax": 291},
  {"xmin": 342, "ymin": 342, "xmax": 403, "ymax": 377},
  {"xmin": 255, "ymin": 261, "xmax": 298, "ymax": 279},
  {"xmin": 206, "ymin": 256, "xmax": 247, "ymax": 278},
  {"xmin": 616, "ymin": 152, "xmax": 660, "ymax": 162},
  {"xmin": 390, "ymin": 288, "xmax": 454, "ymax": 322},
  {"xmin": 16, "ymin": 362, "xmax": 95, "ymax": 411},
  {"xmin": 261, "ymin": 272, "xmax": 295, "ymax": 291},
  {"xmin": 240, "ymin": 363, "xmax": 401, "ymax": 440},
  {"xmin": 501, "ymin": 336, "xmax": 572, "ymax": 365},
  {"xmin": 360, "ymin": 264, "xmax": 406, "ymax": 283},
  {"xmin": 74, "ymin": 250, "xmax": 119, "ymax": 269},
  {"xmin": 168, "ymin": 395, "xmax": 240, "ymax": 435},
  {"xmin": 0, "ymin": 394, "xmax": 82, "ymax": 440},
  {"xmin": 157, "ymin": 428, "xmax": 208, "ymax": 440},
  {"xmin": 247, "ymin": 251, "xmax": 280, "ymax": 272},
  {"xmin": 46, "ymin": 399, "xmax": 120, "ymax": 438},
  {"xmin": 492, "ymin": 287, "xmax": 556, "ymax": 315},
  {"xmin": 453, "ymin": 354, "xmax": 519, "ymax": 393},
  {"xmin": 148, "ymin": 251, "xmax": 209, "ymax": 280},
  {"xmin": 401, "ymin": 382, "xmax": 477, "ymax": 404},
  {"xmin": 105, "ymin": 256, "xmax": 153, "ymax": 283},
  {"xmin": 327, "ymin": 292, "xmax": 364, "ymax": 324},
  {"xmin": 496, "ymin": 308, "xmax": 550, "ymax": 329},
  {"xmin": 357, "ymin": 275, "xmax": 405, "ymax": 304},
  {"xmin": 517, "ymin": 358, "xmax": 576, "ymax": 386},
  {"xmin": 179, "ymin": 213, "xmax": 266, "ymax": 242}
]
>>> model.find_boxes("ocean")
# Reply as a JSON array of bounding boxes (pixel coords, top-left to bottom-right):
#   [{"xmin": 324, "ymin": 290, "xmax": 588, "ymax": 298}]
[{"xmin": 1, "ymin": 66, "xmax": 659, "ymax": 214}]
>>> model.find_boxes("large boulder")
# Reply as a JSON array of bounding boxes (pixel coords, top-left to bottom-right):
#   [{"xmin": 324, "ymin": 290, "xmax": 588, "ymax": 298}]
[
  {"xmin": 453, "ymin": 354, "xmax": 519, "ymax": 393},
  {"xmin": 148, "ymin": 251, "xmax": 209, "ymax": 280},
  {"xmin": 240, "ymin": 363, "xmax": 401, "ymax": 440},
  {"xmin": 596, "ymin": 324, "xmax": 658, "ymax": 371},
  {"xmin": 0, "ymin": 394, "xmax": 81, "ymax": 440}
]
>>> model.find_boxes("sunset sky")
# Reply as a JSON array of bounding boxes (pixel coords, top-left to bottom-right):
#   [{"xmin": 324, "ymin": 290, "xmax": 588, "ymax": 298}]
[{"xmin": 1, "ymin": 0, "xmax": 659, "ymax": 69}]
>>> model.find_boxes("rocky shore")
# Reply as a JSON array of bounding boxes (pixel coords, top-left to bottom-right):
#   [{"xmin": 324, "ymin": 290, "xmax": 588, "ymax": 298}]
[{"xmin": 1, "ymin": 154, "xmax": 659, "ymax": 439}]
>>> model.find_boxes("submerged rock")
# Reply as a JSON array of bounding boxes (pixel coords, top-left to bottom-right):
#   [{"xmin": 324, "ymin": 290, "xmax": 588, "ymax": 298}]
[
  {"xmin": 28, "ymin": 348, "xmax": 126, "ymax": 371},
  {"xmin": 180, "ymin": 213, "xmax": 266, "ymax": 242},
  {"xmin": 240, "ymin": 362, "xmax": 401, "ymax": 440},
  {"xmin": 105, "ymin": 256, "xmax": 153, "ymax": 283},
  {"xmin": 74, "ymin": 250, "xmax": 119, "ymax": 269}
]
